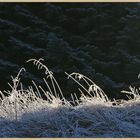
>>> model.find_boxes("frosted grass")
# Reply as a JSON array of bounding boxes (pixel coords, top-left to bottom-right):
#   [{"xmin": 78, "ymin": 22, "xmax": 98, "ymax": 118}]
[{"xmin": 0, "ymin": 58, "xmax": 140, "ymax": 138}]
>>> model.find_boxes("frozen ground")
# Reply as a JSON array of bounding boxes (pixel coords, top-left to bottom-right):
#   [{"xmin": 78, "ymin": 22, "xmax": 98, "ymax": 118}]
[{"xmin": 0, "ymin": 59, "xmax": 140, "ymax": 138}]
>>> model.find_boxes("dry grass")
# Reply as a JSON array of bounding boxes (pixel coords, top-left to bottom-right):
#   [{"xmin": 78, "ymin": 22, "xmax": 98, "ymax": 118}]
[{"xmin": 0, "ymin": 58, "xmax": 140, "ymax": 137}]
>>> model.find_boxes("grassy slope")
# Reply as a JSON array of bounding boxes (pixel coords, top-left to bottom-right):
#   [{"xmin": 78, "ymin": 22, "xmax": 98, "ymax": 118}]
[{"xmin": 0, "ymin": 58, "xmax": 140, "ymax": 138}]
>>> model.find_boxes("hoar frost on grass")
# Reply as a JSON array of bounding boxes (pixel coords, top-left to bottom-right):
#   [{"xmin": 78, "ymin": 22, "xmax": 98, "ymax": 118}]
[{"xmin": 0, "ymin": 58, "xmax": 140, "ymax": 138}]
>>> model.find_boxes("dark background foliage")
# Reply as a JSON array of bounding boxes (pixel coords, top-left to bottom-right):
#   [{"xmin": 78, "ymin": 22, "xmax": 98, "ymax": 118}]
[{"xmin": 0, "ymin": 3, "xmax": 140, "ymax": 100}]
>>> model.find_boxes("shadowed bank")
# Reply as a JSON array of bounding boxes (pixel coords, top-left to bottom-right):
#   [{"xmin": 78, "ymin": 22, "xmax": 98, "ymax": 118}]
[{"xmin": 0, "ymin": 3, "xmax": 140, "ymax": 100}]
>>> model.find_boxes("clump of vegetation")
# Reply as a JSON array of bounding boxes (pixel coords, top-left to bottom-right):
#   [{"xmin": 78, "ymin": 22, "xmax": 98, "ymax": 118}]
[{"xmin": 0, "ymin": 58, "xmax": 140, "ymax": 138}]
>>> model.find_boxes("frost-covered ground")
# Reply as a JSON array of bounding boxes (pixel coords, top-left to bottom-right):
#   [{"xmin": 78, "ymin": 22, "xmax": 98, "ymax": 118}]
[{"xmin": 0, "ymin": 59, "xmax": 140, "ymax": 138}]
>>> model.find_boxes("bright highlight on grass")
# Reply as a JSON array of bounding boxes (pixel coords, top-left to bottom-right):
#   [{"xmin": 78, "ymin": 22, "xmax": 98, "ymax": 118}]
[{"xmin": 0, "ymin": 58, "xmax": 140, "ymax": 137}]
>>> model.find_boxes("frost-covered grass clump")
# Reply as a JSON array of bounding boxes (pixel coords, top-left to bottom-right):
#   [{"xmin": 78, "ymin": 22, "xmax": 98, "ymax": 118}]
[{"xmin": 0, "ymin": 58, "xmax": 140, "ymax": 138}]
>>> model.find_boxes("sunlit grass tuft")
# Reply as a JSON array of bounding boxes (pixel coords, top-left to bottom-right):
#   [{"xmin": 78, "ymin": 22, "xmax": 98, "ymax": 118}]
[{"xmin": 0, "ymin": 58, "xmax": 140, "ymax": 137}]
